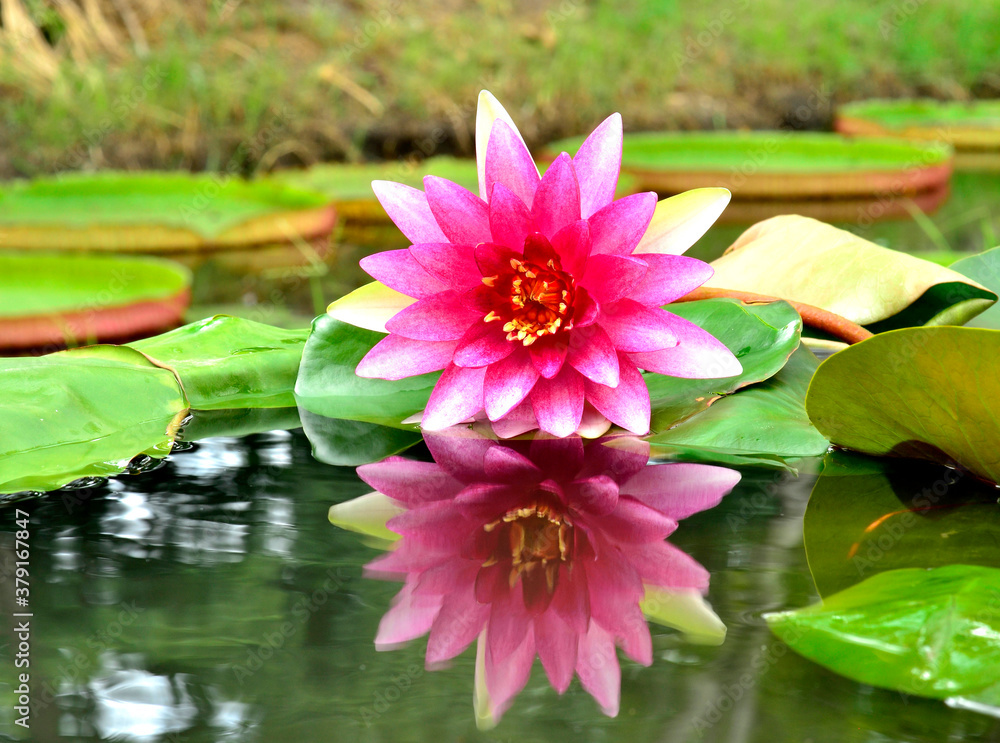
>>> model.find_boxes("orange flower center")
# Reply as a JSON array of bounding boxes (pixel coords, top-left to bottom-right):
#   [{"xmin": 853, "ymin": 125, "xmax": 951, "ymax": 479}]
[
  {"xmin": 483, "ymin": 256, "xmax": 575, "ymax": 346},
  {"xmin": 483, "ymin": 503, "xmax": 572, "ymax": 593}
]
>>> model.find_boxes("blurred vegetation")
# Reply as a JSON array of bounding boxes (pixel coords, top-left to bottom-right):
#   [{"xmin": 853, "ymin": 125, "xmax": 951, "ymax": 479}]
[{"xmin": 1, "ymin": 0, "xmax": 999, "ymax": 177}]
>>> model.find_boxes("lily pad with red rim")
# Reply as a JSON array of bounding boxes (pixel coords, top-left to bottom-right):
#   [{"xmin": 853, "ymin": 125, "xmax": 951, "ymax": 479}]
[{"xmin": 836, "ymin": 98, "xmax": 1000, "ymax": 152}]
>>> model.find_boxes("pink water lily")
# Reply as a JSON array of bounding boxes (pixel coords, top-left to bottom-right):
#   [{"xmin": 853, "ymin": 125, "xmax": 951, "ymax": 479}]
[
  {"xmin": 330, "ymin": 91, "xmax": 741, "ymax": 437},
  {"xmin": 330, "ymin": 430, "xmax": 739, "ymax": 726}
]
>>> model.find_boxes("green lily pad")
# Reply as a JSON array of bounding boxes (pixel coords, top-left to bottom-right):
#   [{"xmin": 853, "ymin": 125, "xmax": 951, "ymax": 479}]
[
  {"xmin": 544, "ymin": 131, "xmax": 952, "ymax": 197},
  {"xmin": 0, "ymin": 252, "xmax": 191, "ymax": 350},
  {"xmin": 805, "ymin": 452, "xmax": 1000, "ymax": 598},
  {"xmin": 299, "ymin": 408, "xmax": 422, "ymax": 466},
  {"xmin": 766, "ymin": 565, "xmax": 1000, "ymax": 700},
  {"xmin": 837, "ymin": 99, "xmax": 1000, "ymax": 150},
  {"xmin": 706, "ymin": 215, "xmax": 996, "ymax": 329},
  {"xmin": 806, "ymin": 326, "xmax": 1000, "ymax": 484},
  {"xmin": 647, "ymin": 298, "xmax": 802, "ymax": 428},
  {"xmin": 647, "ymin": 345, "xmax": 829, "ymax": 469},
  {"xmin": 0, "ymin": 345, "xmax": 187, "ymax": 494},
  {"xmin": 0, "ymin": 172, "xmax": 335, "ymax": 251},
  {"xmin": 130, "ymin": 315, "xmax": 309, "ymax": 410},
  {"xmin": 951, "ymin": 246, "xmax": 1000, "ymax": 329}
]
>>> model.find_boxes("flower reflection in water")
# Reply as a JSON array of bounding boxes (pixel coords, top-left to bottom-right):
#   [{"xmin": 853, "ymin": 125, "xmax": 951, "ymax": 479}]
[{"xmin": 330, "ymin": 429, "xmax": 740, "ymax": 727}]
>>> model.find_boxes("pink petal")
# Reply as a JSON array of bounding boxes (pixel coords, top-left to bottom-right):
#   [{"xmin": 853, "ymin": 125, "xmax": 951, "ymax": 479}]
[
  {"xmin": 531, "ymin": 152, "xmax": 581, "ymax": 239},
  {"xmin": 573, "ymin": 287, "xmax": 600, "ymax": 327},
  {"xmin": 627, "ymin": 311, "xmax": 742, "ymax": 378},
  {"xmin": 576, "ymin": 623, "xmax": 621, "ymax": 717},
  {"xmin": 530, "ymin": 339, "xmax": 568, "ymax": 379},
  {"xmin": 375, "ymin": 581, "xmax": 444, "ymax": 649},
  {"xmin": 598, "ymin": 299, "xmax": 679, "ymax": 352},
  {"xmin": 489, "ymin": 398, "xmax": 540, "ymax": 438},
  {"xmin": 360, "ymin": 249, "xmax": 449, "ymax": 299},
  {"xmin": 424, "ymin": 175, "xmax": 492, "ymax": 245},
  {"xmin": 487, "ymin": 583, "xmax": 532, "ymax": 661},
  {"xmin": 422, "ymin": 363, "xmax": 487, "ymax": 430},
  {"xmin": 489, "ymin": 182, "xmax": 535, "ymax": 251},
  {"xmin": 530, "ymin": 365, "xmax": 584, "ymax": 438},
  {"xmin": 602, "ymin": 496, "xmax": 678, "ymax": 542},
  {"xmin": 372, "ymin": 180, "xmax": 448, "ymax": 244},
  {"xmin": 386, "ymin": 502, "xmax": 472, "ymax": 546},
  {"xmin": 588, "ymin": 192, "xmax": 657, "ymax": 256},
  {"xmin": 580, "ymin": 254, "xmax": 648, "ymax": 304},
  {"xmin": 566, "ymin": 474, "xmax": 619, "ymax": 515},
  {"xmin": 475, "ymin": 241, "xmax": 522, "ymax": 277},
  {"xmin": 481, "ymin": 625, "xmax": 537, "ymax": 724},
  {"xmin": 486, "ymin": 119, "xmax": 541, "ymax": 209},
  {"xmin": 584, "ymin": 353, "xmax": 651, "ymax": 434},
  {"xmin": 550, "ymin": 556, "xmax": 591, "ymax": 633},
  {"xmin": 423, "ymin": 427, "xmax": 494, "ymax": 481},
  {"xmin": 633, "ymin": 540, "xmax": 710, "ymax": 592},
  {"xmin": 453, "ymin": 320, "xmax": 515, "ymax": 367},
  {"xmin": 426, "ymin": 586, "xmax": 491, "ymax": 664},
  {"xmin": 620, "ymin": 463, "xmax": 741, "ymax": 520},
  {"xmin": 626, "ymin": 254, "xmax": 714, "ymax": 306},
  {"xmin": 550, "ymin": 219, "xmax": 591, "ymax": 276},
  {"xmin": 385, "ymin": 290, "xmax": 481, "ymax": 341},
  {"xmin": 528, "ymin": 436, "xmax": 585, "ymax": 478},
  {"xmin": 484, "ymin": 348, "xmax": 540, "ymax": 421},
  {"xmin": 567, "ymin": 325, "xmax": 620, "ymax": 387},
  {"xmin": 357, "ymin": 457, "xmax": 463, "ymax": 504},
  {"xmin": 409, "ymin": 242, "xmax": 482, "ymax": 291},
  {"xmin": 484, "ymin": 445, "xmax": 542, "ymax": 482},
  {"xmin": 578, "ymin": 435, "xmax": 650, "ymax": 483},
  {"xmin": 534, "ymin": 611, "xmax": 578, "ymax": 693},
  {"xmin": 356, "ymin": 334, "xmax": 456, "ymax": 380},
  {"xmin": 574, "ymin": 113, "xmax": 623, "ymax": 218},
  {"xmin": 612, "ymin": 603, "xmax": 653, "ymax": 666}
]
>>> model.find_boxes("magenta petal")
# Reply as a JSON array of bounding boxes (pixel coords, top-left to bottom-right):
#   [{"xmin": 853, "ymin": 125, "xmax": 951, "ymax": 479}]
[
  {"xmin": 423, "ymin": 175, "xmax": 492, "ymax": 245},
  {"xmin": 422, "ymin": 428, "xmax": 494, "ymax": 481},
  {"xmin": 475, "ymin": 242, "xmax": 522, "ymax": 276},
  {"xmin": 529, "ymin": 436, "xmax": 585, "ymax": 480},
  {"xmin": 484, "ymin": 348, "xmax": 540, "ymax": 421},
  {"xmin": 422, "ymin": 363, "xmax": 487, "ymax": 430},
  {"xmin": 426, "ymin": 587, "xmax": 491, "ymax": 664},
  {"xmin": 588, "ymin": 192, "xmax": 657, "ymax": 256},
  {"xmin": 567, "ymin": 474, "xmax": 619, "ymax": 516},
  {"xmin": 626, "ymin": 254, "xmax": 714, "ymax": 306},
  {"xmin": 409, "ymin": 242, "xmax": 482, "ymax": 291},
  {"xmin": 627, "ymin": 311, "xmax": 743, "ymax": 378},
  {"xmin": 483, "ymin": 624, "xmax": 536, "ymax": 722},
  {"xmin": 489, "ymin": 398, "xmax": 540, "ymax": 438},
  {"xmin": 574, "ymin": 113, "xmax": 623, "ymax": 218},
  {"xmin": 385, "ymin": 290, "xmax": 481, "ymax": 341},
  {"xmin": 484, "ymin": 445, "xmax": 542, "ymax": 482},
  {"xmin": 598, "ymin": 299, "xmax": 679, "ymax": 352},
  {"xmin": 487, "ymin": 584, "xmax": 531, "ymax": 660},
  {"xmin": 485, "ymin": 119, "xmax": 541, "ymax": 209},
  {"xmin": 531, "ymin": 152, "xmax": 581, "ymax": 239},
  {"xmin": 620, "ymin": 463, "xmax": 741, "ymax": 520},
  {"xmin": 375, "ymin": 581, "xmax": 443, "ymax": 649},
  {"xmin": 360, "ymin": 249, "xmax": 449, "ymax": 299},
  {"xmin": 489, "ymin": 182, "xmax": 535, "ymax": 251},
  {"xmin": 534, "ymin": 611, "xmax": 578, "ymax": 693},
  {"xmin": 585, "ymin": 353, "xmax": 651, "ymax": 434},
  {"xmin": 633, "ymin": 540, "xmax": 710, "ymax": 592},
  {"xmin": 573, "ymin": 287, "xmax": 600, "ymax": 327},
  {"xmin": 551, "ymin": 557, "xmax": 591, "ymax": 633},
  {"xmin": 530, "ymin": 365, "xmax": 584, "ymax": 438},
  {"xmin": 614, "ymin": 603, "xmax": 654, "ymax": 666},
  {"xmin": 567, "ymin": 325, "xmax": 619, "ymax": 387},
  {"xmin": 601, "ymin": 495, "xmax": 679, "ymax": 542},
  {"xmin": 580, "ymin": 254, "xmax": 648, "ymax": 304},
  {"xmin": 356, "ymin": 334, "xmax": 456, "ymax": 380},
  {"xmin": 576, "ymin": 623, "xmax": 621, "ymax": 717},
  {"xmin": 550, "ymin": 219, "xmax": 591, "ymax": 277},
  {"xmin": 529, "ymin": 340, "xmax": 568, "ymax": 379},
  {"xmin": 372, "ymin": 180, "xmax": 448, "ymax": 244},
  {"xmin": 453, "ymin": 320, "xmax": 515, "ymax": 367},
  {"xmin": 357, "ymin": 458, "xmax": 463, "ymax": 504}
]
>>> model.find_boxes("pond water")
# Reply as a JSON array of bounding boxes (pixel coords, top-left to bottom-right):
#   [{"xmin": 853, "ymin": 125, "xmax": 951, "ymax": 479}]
[{"xmin": 3, "ymin": 431, "xmax": 1000, "ymax": 742}]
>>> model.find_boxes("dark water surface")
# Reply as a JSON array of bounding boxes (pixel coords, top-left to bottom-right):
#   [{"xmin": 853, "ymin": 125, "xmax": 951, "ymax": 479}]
[{"xmin": 3, "ymin": 432, "xmax": 999, "ymax": 742}]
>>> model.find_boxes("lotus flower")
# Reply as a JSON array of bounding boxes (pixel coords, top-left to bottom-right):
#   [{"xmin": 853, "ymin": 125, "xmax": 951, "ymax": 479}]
[
  {"xmin": 329, "ymin": 429, "xmax": 740, "ymax": 726},
  {"xmin": 329, "ymin": 91, "xmax": 742, "ymax": 437}
]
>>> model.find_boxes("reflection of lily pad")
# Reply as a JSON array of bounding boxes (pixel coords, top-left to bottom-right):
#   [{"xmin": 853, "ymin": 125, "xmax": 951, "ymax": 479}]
[
  {"xmin": 804, "ymin": 453, "xmax": 1000, "ymax": 597},
  {"xmin": 806, "ymin": 326, "xmax": 1000, "ymax": 484},
  {"xmin": 767, "ymin": 565, "xmax": 1000, "ymax": 701},
  {"xmin": 837, "ymin": 99, "xmax": 1000, "ymax": 151},
  {"xmin": 0, "ymin": 172, "xmax": 336, "ymax": 251},
  {"xmin": 543, "ymin": 131, "xmax": 953, "ymax": 197},
  {"xmin": 0, "ymin": 253, "xmax": 191, "ymax": 350}
]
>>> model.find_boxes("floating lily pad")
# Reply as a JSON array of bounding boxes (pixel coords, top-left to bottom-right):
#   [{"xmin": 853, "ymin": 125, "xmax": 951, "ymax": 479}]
[
  {"xmin": 837, "ymin": 99, "xmax": 1000, "ymax": 151},
  {"xmin": 806, "ymin": 326, "xmax": 1000, "ymax": 484},
  {"xmin": 0, "ymin": 172, "xmax": 336, "ymax": 252},
  {"xmin": 648, "ymin": 345, "xmax": 829, "ymax": 469},
  {"xmin": 0, "ymin": 345, "xmax": 188, "ymax": 494},
  {"xmin": 706, "ymin": 215, "xmax": 996, "ymax": 329},
  {"xmin": 0, "ymin": 252, "xmax": 191, "ymax": 351},
  {"xmin": 766, "ymin": 565, "xmax": 1000, "ymax": 701},
  {"xmin": 804, "ymin": 452, "xmax": 1000, "ymax": 598},
  {"xmin": 951, "ymin": 246, "xmax": 1000, "ymax": 329},
  {"xmin": 130, "ymin": 315, "xmax": 309, "ymax": 410},
  {"xmin": 543, "ymin": 131, "xmax": 953, "ymax": 198}
]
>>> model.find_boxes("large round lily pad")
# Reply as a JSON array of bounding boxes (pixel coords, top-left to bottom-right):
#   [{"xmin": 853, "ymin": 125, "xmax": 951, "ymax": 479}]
[
  {"xmin": 0, "ymin": 172, "xmax": 336, "ymax": 252},
  {"xmin": 543, "ymin": 131, "xmax": 953, "ymax": 198},
  {"xmin": 0, "ymin": 253, "xmax": 191, "ymax": 350},
  {"xmin": 836, "ymin": 99, "xmax": 1000, "ymax": 151}
]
